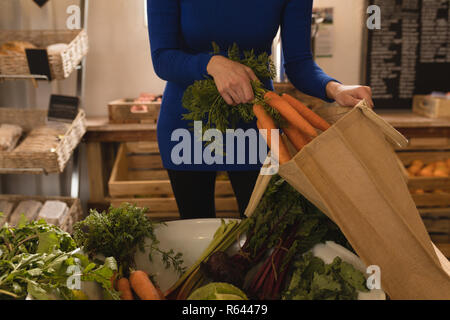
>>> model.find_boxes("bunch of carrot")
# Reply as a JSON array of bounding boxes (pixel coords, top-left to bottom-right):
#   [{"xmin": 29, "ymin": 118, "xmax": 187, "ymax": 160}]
[
  {"xmin": 113, "ymin": 270, "xmax": 166, "ymax": 300},
  {"xmin": 254, "ymin": 92, "xmax": 331, "ymax": 164}
]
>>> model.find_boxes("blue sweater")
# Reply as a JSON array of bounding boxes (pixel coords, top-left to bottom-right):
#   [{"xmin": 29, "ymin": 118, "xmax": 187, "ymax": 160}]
[{"xmin": 147, "ymin": 0, "xmax": 337, "ymax": 171}]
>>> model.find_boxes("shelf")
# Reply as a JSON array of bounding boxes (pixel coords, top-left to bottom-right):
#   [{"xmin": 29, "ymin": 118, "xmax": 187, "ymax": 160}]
[
  {"xmin": 0, "ymin": 168, "xmax": 46, "ymax": 175},
  {"xmin": 0, "ymin": 74, "xmax": 49, "ymax": 80}
]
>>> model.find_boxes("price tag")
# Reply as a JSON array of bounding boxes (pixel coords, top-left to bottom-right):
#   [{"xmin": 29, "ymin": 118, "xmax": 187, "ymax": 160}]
[
  {"xmin": 48, "ymin": 95, "xmax": 80, "ymax": 122},
  {"xmin": 25, "ymin": 49, "xmax": 52, "ymax": 81}
]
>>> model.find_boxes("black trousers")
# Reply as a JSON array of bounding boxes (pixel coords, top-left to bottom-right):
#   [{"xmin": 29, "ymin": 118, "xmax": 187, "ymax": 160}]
[{"xmin": 167, "ymin": 169, "xmax": 260, "ymax": 219}]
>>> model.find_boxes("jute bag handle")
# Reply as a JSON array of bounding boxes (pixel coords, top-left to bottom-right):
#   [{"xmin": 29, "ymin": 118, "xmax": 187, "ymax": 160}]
[{"xmin": 355, "ymin": 100, "xmax": 409, "ymax": 148}]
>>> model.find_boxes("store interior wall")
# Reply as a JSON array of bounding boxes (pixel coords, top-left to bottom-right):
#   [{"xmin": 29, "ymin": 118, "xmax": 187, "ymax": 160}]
[{"xmin": 0, "ymin": 0, "xmax": 367, "ymax": 210}]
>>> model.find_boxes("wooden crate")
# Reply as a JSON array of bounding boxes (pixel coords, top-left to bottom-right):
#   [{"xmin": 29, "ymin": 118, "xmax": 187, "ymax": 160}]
[
  {"xmin": 108, "ymin": 99, "xmax": 161, "ymax": 124},
  {"xmin": 108, "ymin": 142, "xmax": 240, "ymax": 220},
  {"xmin": 413, "ymin": 95, "xmax": 450, "ymax": 119},
  {"xmin": 396, "ymin": 150, "xmax": 450, "ymax": 207},
  {"xmin": 0, "ymin": 194, "xmax": 83, "ymax": 233},
  {"xmin": 396, "ymin": 150, "xmax": 450, "ymax": 249}
]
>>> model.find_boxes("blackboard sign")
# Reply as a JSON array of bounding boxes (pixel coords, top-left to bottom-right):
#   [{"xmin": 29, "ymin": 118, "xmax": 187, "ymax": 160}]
[
  {"xmin": 48, "ymin": 95, "xmax": 79, "ymax": 122},
  {"xmin": 365, "ymin": 0, "xmax": 449, "ymax": 109},
  {"xmin": 25, "ymin": 49, "xmax": 52, "ymax": 81}
]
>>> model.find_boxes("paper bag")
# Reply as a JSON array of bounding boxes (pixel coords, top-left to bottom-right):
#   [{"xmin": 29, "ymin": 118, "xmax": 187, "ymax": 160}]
[{"xmin": 246, "ymin": 101, "xmax": 450, "ymax": 300}]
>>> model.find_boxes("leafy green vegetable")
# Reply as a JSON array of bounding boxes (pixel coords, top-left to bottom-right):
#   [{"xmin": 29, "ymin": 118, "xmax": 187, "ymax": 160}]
[
  {"xmin": 73, "ymin": 203, "xmax": 185, "ymax": 277},
  {"xmin": 0, "ymin": 219, "xmax": 119, "ymax": 300},
  {"xmin": 282, "ymin": 252, "xmax": 369, "ymax": 300},
  {"xmin": 182, "ymin": 42, "xmax": 283, "ymax": 134}
]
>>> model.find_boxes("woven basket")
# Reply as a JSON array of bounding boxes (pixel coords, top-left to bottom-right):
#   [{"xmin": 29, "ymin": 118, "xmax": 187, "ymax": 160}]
[
  {"xmin": 0, "ymin": 108, "xmax": 86, "ymax": 173},
  {"xmin": 0, "ymin": 194, "xmax": 83, "ymax": 233},
  {"xmin": 0, "ymin": 29, "xmax": 88, "ymax": 80}
]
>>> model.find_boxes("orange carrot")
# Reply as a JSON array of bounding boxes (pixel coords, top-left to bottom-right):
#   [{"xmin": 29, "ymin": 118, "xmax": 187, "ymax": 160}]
[
  {"xmin": 281, "ymin": 93, "xmax": 331, "ymax": 131},
  {"xmin": 129, "ymin": 270, "xmax": 161, "ymax": 300},
  {"xmin": 117, "ymin": 277, "xmax": 134, "ymax": 300},
  {"xmin": 264, "ymin": 91, "xmax": 318, "ymax": 138},
  {"xmin": 254, "ymin": 104, "xmax": 291, "ymax": 164},
  {"xmin": 282, "ymin": 124, "xmax": 310, "ymax": 152}
]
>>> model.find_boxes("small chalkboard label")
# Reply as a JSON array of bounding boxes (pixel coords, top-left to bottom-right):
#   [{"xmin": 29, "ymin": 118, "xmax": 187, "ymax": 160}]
[
  {"xmin": 48, "ymin": 95, "xmax": 80, "ymax": 122},
  {"xmin": 25, "ymin": 48, "xmax": 52, "ymax": 81}
]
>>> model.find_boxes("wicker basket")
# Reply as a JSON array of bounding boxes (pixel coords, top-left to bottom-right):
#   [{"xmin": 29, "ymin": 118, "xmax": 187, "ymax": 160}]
[
  {"xmin": 0, "ymin": 194, "xmax": 83, "ymax": 233},
  {"xmin": 0, "ymin": 108, "xmax": 86, "ymax": 173},
  {"xmin": 0, "ymin": 29, "xmax": 88, "ymax": 80}
]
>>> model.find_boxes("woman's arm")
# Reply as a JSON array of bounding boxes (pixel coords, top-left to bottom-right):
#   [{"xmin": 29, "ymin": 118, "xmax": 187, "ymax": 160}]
[
  {"xmin": 147, "ymin": 0, "xmax": 213, "ymax": 86},
  {"xmin": 147, "ymin": 0, "xmax": 257, "ymax": 105},
  {"xmin": 281, "ymin": 0, "xmax": 373, "ymax": 107}
]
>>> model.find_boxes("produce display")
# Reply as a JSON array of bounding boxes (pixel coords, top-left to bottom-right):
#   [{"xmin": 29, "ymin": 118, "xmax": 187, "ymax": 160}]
[
  {"xmin": 0, "ymin": 218, "xmax": 118, "ymax": 300},
  {"xmin": 407, "ymin": 159, "xmax": 450, "ymax": 195},
  {"xmin": 0, "ymin": 192, "xmax": 374, "ymax": 300},
  {"xmin": 166, "ymin": 175, "xmax": 370, "ymax": 301},
  {"xmin": 407, "ymin": 159, "xmax": 450, "ymax": 178},
  {"xmin": 72, "ymin": 204, "xmax": 185, "ymax": 300}
]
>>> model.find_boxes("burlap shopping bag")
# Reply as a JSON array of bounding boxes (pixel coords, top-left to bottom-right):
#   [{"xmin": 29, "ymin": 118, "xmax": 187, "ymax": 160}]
[{"xmin": 245, "ymin": 100, "xmax": 450, "ymax": 300}]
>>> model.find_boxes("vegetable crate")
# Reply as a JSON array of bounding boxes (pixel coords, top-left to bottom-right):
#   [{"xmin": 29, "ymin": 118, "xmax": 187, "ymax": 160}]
[
  {"xmin": 0, "ymin": 29, "xmax": 88, "ymax": 80},
  {"xmin": 0, "ymin": 194, "xmax": 83, "ymax": 233},
  {"xmin": 0, "ymin": 108, "xmax": 86, "ymax": 174},
  {"xmin": 413, "ymin": 95, "xmax": 450, "ymax": 119},
  {"xmin": 108, "ymin": 142, "xmax": 240, "ymax": 220},
  {"xmin": 108, "ymin": 99, "xmax": 161, "ymax": 124},
  {"xmin": 396, "ymin": 150, "xmax": 450, "ymax": 245}
]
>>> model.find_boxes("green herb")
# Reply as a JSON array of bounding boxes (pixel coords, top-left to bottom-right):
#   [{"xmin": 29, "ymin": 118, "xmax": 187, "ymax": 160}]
[
  {"xmin": 182, "ymin": 43, "xmax": 283, "ymax": 134},
  {"xmin": 0, "ymin": 219, "xmax": 119, "ymax": 300},
  {"xmin": 73, "ymin": 203, "xmax": 185, "ymax": 277},
  {"xmin": 282, "ymin": 252, "xmax": 369, "ymax": 300}
]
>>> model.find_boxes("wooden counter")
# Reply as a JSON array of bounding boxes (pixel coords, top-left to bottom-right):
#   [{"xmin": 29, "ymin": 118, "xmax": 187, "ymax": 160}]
[{"xmin": 84, "ymin": 118, "xmax": 157, "ymax": 142}]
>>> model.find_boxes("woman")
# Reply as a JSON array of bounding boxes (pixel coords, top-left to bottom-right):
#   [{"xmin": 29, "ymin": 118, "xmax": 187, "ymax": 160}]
[{"xmin": 147, "ymin": 0, "xmax": 373, "ymax": 219}]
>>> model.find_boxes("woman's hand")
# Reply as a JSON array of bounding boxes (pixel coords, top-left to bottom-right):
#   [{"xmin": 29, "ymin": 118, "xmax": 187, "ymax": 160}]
[
  {"xmin": 207, "ymin": 55, "xmax": 258, "ymax": 106},
  {"xmin": 326, "ymin": 81, "xmax": 374, "ymax": 108}
]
